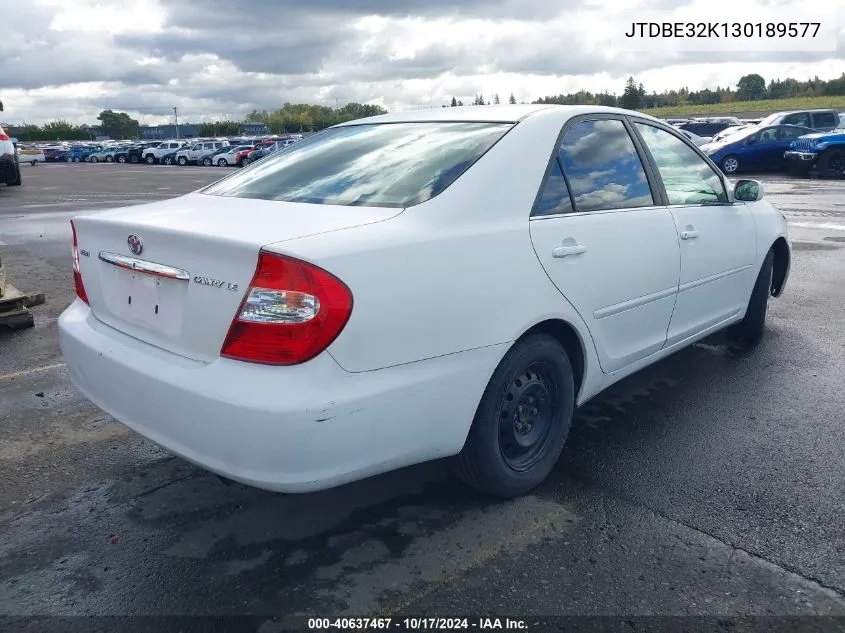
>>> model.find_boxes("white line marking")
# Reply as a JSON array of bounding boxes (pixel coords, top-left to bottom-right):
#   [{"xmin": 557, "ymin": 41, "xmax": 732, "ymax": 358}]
[
  {"xmin": 788, "ymin": 221, "xmax": 845, "ymax": 232},
  {"xmin": 0, "ymin": 362, "xmax": 66, "ymax": 381}
]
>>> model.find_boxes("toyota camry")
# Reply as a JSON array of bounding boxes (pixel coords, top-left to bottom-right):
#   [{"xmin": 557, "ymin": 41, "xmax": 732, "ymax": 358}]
[{"xmin": 58, "ymin": 105, "xmax": 791, "ymax": 498}]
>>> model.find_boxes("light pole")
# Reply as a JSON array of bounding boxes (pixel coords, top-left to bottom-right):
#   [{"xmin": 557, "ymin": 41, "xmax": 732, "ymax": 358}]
[{"xmin": 173, "ymin": 107, "xmax": 179, "ymax": 139}]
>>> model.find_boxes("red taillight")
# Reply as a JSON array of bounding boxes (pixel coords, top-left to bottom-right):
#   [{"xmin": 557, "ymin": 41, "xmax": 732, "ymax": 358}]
[
  {"xmin": 0, "ymin": 133, "xmax": 10, "ymax": 141},
  {"xmin": 221, "ymin": 251, "xmax": 353, "ymax": 365},
  {"xmin": 70, "ymin": 220, "xmax": 89, "ymax": 304}
]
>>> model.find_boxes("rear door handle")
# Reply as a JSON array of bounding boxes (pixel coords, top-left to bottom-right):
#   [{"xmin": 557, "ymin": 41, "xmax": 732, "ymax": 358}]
[
  {"xmin": 552, "ymin": 244, "xmax": 587, "ymax": 258},
  {"xmin": 680, "ymin": 230, "xmax": 699, "ymax": 240}
]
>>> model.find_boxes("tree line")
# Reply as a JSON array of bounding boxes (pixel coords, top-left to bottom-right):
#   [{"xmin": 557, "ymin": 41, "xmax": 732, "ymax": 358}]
[
  {"xmin": 527, "ymin": 73, "xmax": 845, "ymax": 110},
  {"xmin": 9, "ymin": 103, "xmax": 387, "ymax": 142},
  {"xmin": 10, "ymin": 74, "xmax": 845, "ymax": 142}
]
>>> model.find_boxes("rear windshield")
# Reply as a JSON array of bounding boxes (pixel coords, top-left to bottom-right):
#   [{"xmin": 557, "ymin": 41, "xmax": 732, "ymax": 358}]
[{"xmin": 200, "ymin": 122, "xmax": 512, "ymax": 208}]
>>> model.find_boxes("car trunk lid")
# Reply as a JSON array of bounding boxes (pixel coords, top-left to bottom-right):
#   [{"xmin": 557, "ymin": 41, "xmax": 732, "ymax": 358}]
[{"xmin": 73, "ymin": 192, "xmax": 401, "ymax": 362}]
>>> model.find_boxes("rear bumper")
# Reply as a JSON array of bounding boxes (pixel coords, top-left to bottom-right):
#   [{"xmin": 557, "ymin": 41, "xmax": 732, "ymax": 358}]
[{"xmin": 58, "ymin": 300, "xmax": 502, "ymax": 492}]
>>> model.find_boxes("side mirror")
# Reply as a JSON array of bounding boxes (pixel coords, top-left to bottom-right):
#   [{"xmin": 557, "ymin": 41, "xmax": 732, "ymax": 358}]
[
  {"xmin": 745, "ymin": 137, "xmax": 757, "ymax": 145},
  {"xmin": 734, "ymin": 179, "xmax": 764, "ymax": 202}
]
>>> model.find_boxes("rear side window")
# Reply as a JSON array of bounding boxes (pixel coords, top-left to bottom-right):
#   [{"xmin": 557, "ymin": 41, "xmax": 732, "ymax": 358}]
[
  {"xmin": 533, "ymin": 161, "xmax": 573, "ymax": 217},
  {"xmin": 813, "ymin": 112, "xmax": 837, "ymax": 128},
  {"xmin": 557, "ymin": 119, "xmax": 654, "ymax": 212},
  {"xmin": 202, "ymin": 122, "xmax": 511, "ymax": 208}
]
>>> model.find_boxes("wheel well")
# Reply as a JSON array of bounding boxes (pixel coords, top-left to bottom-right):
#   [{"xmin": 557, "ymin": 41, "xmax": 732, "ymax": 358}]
[
  {"xmin": 771, "ymin": 237, "xmax": 789, "ymax": 296},
  {"xmin": 518, "ymin": 319, "xmax": 585, "ymax": 398}
]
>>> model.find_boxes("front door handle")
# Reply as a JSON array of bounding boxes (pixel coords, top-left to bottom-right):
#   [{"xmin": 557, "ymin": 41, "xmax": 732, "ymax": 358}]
[
  {"xmin": 680, "ymin": 229, "xmax": 700, "ymax": 240},
  {"xmin": 552, "ymin": 244, "xmax": 587, "ymax": 258}
]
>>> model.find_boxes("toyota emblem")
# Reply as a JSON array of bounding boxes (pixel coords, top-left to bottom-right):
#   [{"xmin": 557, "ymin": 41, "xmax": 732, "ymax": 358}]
[{"xmin": 127, "ymin": 234, "xmax": 143, "ymax": 256}]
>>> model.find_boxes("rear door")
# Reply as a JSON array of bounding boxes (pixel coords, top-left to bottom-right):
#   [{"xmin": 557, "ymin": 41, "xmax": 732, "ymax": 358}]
[
  {"xmin": 529, "ymin": 115, "xmax": 681, "ymax": 373},
  {"xmin": 631, "ymin": 120, "xmax": 756, "ymax": 344}
]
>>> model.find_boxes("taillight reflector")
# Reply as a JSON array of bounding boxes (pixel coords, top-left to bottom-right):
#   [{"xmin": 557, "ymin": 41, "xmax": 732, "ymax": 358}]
[
  {"xmin": 70, "ymin": 220, "xmax": 89, "ymax": 304},
  {"xmin": 221, "ymin": 251, "xmax": 353, "ymax": 365}
]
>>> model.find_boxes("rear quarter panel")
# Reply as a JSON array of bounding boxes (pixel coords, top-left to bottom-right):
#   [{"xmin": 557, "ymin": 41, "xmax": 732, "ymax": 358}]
[{"xmin": 265, "ymin": 110, "xmax": 602, "ymax": 397}]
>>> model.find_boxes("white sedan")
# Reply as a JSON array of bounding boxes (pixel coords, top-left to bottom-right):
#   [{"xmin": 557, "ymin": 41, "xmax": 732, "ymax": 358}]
[{"xmin": 58, "ymin": 105, "xmax": 791, "ymax": 498}]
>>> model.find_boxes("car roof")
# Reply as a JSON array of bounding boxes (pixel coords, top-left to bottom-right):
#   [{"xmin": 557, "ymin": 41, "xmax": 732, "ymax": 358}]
[{"xmin": 334, "ymin": 104, "xmax": 665, "ymax": 126}]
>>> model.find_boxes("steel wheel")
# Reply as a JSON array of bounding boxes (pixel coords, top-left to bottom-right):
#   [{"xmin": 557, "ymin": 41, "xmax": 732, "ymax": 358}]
[{"xmin": 497, "ymin": 362, "xmax": 560, "ymax": 472}]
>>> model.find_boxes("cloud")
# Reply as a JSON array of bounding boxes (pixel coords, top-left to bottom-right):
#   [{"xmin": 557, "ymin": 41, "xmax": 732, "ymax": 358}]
[{"xmin": 0, "ymin": 0, "xmax": 842, "ymax": 125}]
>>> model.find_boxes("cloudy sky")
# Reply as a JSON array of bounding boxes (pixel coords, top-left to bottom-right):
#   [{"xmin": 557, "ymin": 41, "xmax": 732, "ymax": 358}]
[{"xmin": 1, "ymin": 0, "xmax": 843, "ymax": 126}]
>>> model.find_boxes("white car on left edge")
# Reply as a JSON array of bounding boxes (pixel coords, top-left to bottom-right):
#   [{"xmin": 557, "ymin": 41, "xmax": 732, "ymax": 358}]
[{"xmin": 59, "ymin": 105, "xmax": 790, "ymax": 499}]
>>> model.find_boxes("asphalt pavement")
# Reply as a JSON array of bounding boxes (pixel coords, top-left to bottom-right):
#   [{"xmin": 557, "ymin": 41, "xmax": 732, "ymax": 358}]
[{"xmin": 1, "ymin": 162, "xmax": 844, "ymax": 629}]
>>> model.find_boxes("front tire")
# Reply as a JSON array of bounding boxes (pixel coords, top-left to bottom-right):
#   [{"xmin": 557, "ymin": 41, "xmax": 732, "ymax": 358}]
[
  {"xmin": 721, "ymin": 155, "xmax": 740, "ymax": 174},
  {"xmin": 117, "ymin": 155, "xmax": 126, "ymax": 163},
  {"xmin": 730, "ymin": 249, "xmax": 774, "ymax": 345},
  {"xmin": 177, "ymin": 156, "xmax": 188, "ymax": 166},
  {"xmin": 818, "ymin": 149, "xmax": 845, "ymax": 179},
  {"xmin": 454, "ymin": 333, "xmax": 575, "ymax": 498},
  {"xmin": 89, "ymin": 156, "xmax": 99, "ymax": 163},
  {"xmin": 217, "ymin": 158, "xmax": 228, "ymax": 167},
  {"xmin": 145, "ymin": 155, "xmax": 155, "ymax": 164},
  {"xmin": 202, "ymin": 157, "xmax": 212, "ymax": 166}
]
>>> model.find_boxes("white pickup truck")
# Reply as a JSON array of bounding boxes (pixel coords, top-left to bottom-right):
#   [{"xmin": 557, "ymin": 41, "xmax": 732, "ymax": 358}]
[{"xmin": 141, "ymin": 140, "xmax": 188, "ymax": 164}]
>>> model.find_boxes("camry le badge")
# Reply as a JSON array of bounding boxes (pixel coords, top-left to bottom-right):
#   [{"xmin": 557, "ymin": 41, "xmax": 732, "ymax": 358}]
[{"xmin": 127, "ymin": 234, "xmax": 143, "ymax": 256}]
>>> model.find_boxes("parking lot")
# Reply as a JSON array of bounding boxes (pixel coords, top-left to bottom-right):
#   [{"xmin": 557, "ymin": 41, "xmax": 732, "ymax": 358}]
[{"xmin": 1, "ymin": 162, "xmax": 845, "ymax": 624}]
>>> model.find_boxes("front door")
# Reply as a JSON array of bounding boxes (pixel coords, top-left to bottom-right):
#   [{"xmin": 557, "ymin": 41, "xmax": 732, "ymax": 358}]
[
  {"xmin": 529, "ymin": 117, "xmax": 681, "ymax": 373},
  {"xmin": 632, "ymin": 121, "xmax": 757, "ymax": 344}
]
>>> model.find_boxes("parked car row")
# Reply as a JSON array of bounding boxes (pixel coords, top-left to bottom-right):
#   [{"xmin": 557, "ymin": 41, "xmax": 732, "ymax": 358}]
[
  {"xmin": 663, "ymin": 109, "xmax": 845, "ymax": 178},
  {"xmin": 15, "ymin": 134, "xmax": 305, "ymax": 167}
]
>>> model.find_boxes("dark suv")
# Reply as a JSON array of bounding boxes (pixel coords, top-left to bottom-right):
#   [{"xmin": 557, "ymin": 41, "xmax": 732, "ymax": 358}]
[{"xmin": 759, "ymin": 109, "xmax": 839, "ymax": 131}]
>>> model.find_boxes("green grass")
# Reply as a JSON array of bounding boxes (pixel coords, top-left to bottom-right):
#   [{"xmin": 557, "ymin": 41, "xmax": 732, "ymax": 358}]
[{"xmin": 642, "ymin": 95, "xmax": 845, "ymax": 117}]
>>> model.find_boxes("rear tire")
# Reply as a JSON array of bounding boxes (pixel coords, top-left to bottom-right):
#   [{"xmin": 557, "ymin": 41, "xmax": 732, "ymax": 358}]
[
  {"xmin": 202, "ymin": 157, "xmax": 212, "ymax": 166},
  {"xmin": 217, "ymin": 158, "xmax": 228, "ymax": 167},
  {"xmin": 730, "ymin": 249, "xmax": 774, "ymax": 345},
  {"xmin": 105, "ymin": 155, "xmax": 114, "ymax": 163},
  {"xmin": 117, "ymin": 155, "xmax": 126, "ymax": 163},
  {"xmin": 177, "ymin": 157, "xmax": 187, "ymax": 166},
  {"xmin": 145, "ymin": 155, "xmax": 155, "ymax": 164},
  {"xmin": 454, "ymin": 333, "xmax": 575, "ymax": 498},
  {"xmin": 89, "ymin": 156, "xmax": 99, "ymax": 163},
  {"xmin": 5, "ymin": 162, "xmax": 22, "ymax": 186},
  {"xmin": 721, "ymin": 155, "xmax": 740, "ymax": 174}
]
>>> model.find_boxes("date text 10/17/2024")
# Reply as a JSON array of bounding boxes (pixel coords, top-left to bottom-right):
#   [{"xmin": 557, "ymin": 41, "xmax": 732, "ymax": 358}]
[{"xmin": 307, "ymin": 617, "xmax": 528, "ymax": 630}]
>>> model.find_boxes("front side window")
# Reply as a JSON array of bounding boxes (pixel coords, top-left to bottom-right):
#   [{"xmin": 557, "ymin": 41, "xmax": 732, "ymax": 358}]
[
  {"xmin": 783, "ymin": 113, "xmax": 811, "ymax": 127},
  {"xmin": 202, "ymin": 122, "xmax": 511, "ymax": 208},
  {"xmin": 634, "ymin": 123, "xmax": 728, "ymax": 206},
  {"xmin": 777, "ymin": 125, "xmax": 811, "ymax": 140},
  {"xmin": 558, "ymin": 119, "xmax": 654, "ymax": 213}
]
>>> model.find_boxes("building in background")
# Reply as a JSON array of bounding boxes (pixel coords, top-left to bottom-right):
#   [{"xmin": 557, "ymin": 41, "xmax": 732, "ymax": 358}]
[
  {"xmin": 242, "ymin": 122, "xmax": 270, "ymax": 135},
  {"xmin": 139, "ymin": 123, "xmax": 201, "ymax": 140}
]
